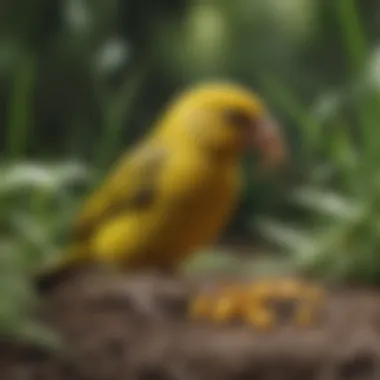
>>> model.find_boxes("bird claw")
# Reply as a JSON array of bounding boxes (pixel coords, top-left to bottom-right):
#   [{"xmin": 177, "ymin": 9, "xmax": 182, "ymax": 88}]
[{"xmin": 189, "ymin": 278, "xmax": 325, "ymax": 330}]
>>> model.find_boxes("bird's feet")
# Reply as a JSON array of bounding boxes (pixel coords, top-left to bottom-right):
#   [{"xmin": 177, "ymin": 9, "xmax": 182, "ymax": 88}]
[{"xmin": 189, "ymin": 277, "xmax": 325, "ymax": 330}]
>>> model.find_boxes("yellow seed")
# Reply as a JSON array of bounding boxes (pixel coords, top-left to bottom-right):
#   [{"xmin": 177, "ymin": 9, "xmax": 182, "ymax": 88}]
[
  {"xmin": 212, "ymin": 297, "xmax": 237, "ymax": 322},
  {"xmin": 189, "ymin": 294, "xmax": 213, "ymax": 319},
  {"xmin": 245, "ymin": 307, "xmax": 275, "ymax": 330},
  {"xmin": 303, "ymin": 285, "xmax": 324, "ymax": 303}
]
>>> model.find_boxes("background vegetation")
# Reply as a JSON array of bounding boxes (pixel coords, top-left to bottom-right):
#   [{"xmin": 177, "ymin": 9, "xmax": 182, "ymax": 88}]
[{"xmin": 2, "ymin": 0, "xmax": 380, "ymax": 341}]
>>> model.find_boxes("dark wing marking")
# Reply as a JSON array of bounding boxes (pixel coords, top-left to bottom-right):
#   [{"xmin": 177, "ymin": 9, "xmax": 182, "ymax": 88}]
[
  {"xmin": 115, "ymin": 149, "xmax": 165, "ymax": 211},
  {"xmin": 72, "ymin": 147, "xmax": 166, "ymax": 243}
]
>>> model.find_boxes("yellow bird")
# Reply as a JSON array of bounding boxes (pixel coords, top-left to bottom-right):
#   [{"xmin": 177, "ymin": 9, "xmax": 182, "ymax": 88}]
[{"xmin": 36, "ymin": 81, "xmax": 286, "ymax": 291}]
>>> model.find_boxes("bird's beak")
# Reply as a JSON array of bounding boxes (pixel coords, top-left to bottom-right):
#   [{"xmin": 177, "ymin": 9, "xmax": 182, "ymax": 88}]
[{"xmin": 250, "ymin": 116, "xmax": 287, "ymax": 167}]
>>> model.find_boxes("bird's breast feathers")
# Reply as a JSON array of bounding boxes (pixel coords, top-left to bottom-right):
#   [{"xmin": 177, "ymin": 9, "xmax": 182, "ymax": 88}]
[
  {"xmin": 150, "ymin": 151, "xmax": 241, "ymax": 252},
  {"xmin": 160, "ymin": 151, "xmax": 240, "ymax": 210}
]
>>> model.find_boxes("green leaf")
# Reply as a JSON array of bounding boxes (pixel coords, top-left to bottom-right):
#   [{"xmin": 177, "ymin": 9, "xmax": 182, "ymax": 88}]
[
  {"xmin": 6, "ymin": 53, "xmax": 37, "ymax": 160},
  {"xmin": 292, "ymin": 187, "xmax": 364, "ymax": 221},
  {"xmin": 257, "ymin": 218, "xmax": 313, "ymax": 253}
]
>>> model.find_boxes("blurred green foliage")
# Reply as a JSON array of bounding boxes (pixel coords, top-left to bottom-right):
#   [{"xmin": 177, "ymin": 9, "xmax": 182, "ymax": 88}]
[
  {"xmin": 258, "ymin": 1, "xmax": 380, "ymax": 284},
  {"xmin": 3, "ymin": 0, "xmax": 380, "ymax": 341}
]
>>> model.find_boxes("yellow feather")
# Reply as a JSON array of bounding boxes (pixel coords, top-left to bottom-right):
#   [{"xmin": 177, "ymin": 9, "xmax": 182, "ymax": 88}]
[{"xmin": 35, "ymin": 81, "xmax": 285, "ymax": 290}]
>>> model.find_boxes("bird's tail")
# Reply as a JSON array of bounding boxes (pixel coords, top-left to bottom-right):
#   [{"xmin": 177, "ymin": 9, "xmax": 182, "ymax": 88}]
[{"xmin": 33, "ymin": 243, "xmax": 92, "ymax": 294}]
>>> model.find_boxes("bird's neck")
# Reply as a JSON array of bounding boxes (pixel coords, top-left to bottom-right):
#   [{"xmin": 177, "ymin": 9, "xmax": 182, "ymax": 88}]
[
  {"xmin": 207, "ymin": 145, "xmax": 243, "ymax": 167},
  {"xmin": 177, "ymin": 140, "xmax": 242, "ymax": 170},
  {"xmin": 151, "ymin": 124, "xmax": 242, "ymax": 166}
]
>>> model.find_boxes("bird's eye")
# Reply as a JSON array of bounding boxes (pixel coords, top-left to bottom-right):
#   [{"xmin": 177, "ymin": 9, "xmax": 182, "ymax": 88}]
[{"xmin": 223, "ymin": 109, "xmax": 253, "ymax": 128}]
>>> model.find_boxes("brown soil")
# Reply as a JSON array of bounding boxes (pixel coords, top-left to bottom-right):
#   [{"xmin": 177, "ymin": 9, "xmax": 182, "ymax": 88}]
[{"xmin": 1, "ymin": 267, "xmax": 380, "ymax": 380}]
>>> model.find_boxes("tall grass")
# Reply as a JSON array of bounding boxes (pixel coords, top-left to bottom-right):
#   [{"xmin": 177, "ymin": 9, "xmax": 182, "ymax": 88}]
[
  {"xmin": 259, "ymin": 0, "xmax": 380, "ymax": 284},
  {"xmin": 0, "ymin": 34, "xmax": 143, "ymax": 344}
]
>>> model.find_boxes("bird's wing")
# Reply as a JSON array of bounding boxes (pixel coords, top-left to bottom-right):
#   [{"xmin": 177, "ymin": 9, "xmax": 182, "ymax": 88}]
[{"xmin": 72, "ymin": 144, "xmax": 166, "ymax": 243}]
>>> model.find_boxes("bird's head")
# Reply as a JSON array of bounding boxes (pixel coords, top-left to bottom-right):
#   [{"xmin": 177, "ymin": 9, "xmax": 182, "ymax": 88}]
[{"xmin": 156, "ymin": 82, "xmax": 287, "ymax": 166}]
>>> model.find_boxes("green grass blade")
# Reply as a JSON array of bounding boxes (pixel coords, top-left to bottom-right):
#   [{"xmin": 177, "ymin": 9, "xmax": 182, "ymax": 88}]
[
  {"xmin": 260, "ymin": 73, "xmax": 321, "ymax": 159},
  {"xmin": 95, "ymin": 69, "xmax": 145, "ymax": 171},
  {"xmin": 6, "ymin": 53, "xmax": 37, "ymax": 160},
  {"xmin": 335, "ymin": 0, "xmax": 367, "ymax": 76}
]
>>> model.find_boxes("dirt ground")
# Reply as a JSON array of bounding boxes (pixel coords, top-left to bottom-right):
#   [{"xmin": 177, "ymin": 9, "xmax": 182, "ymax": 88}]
[{"xmin": 1, "ymin": 267, "xmax": 380, "ymax": 380}]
